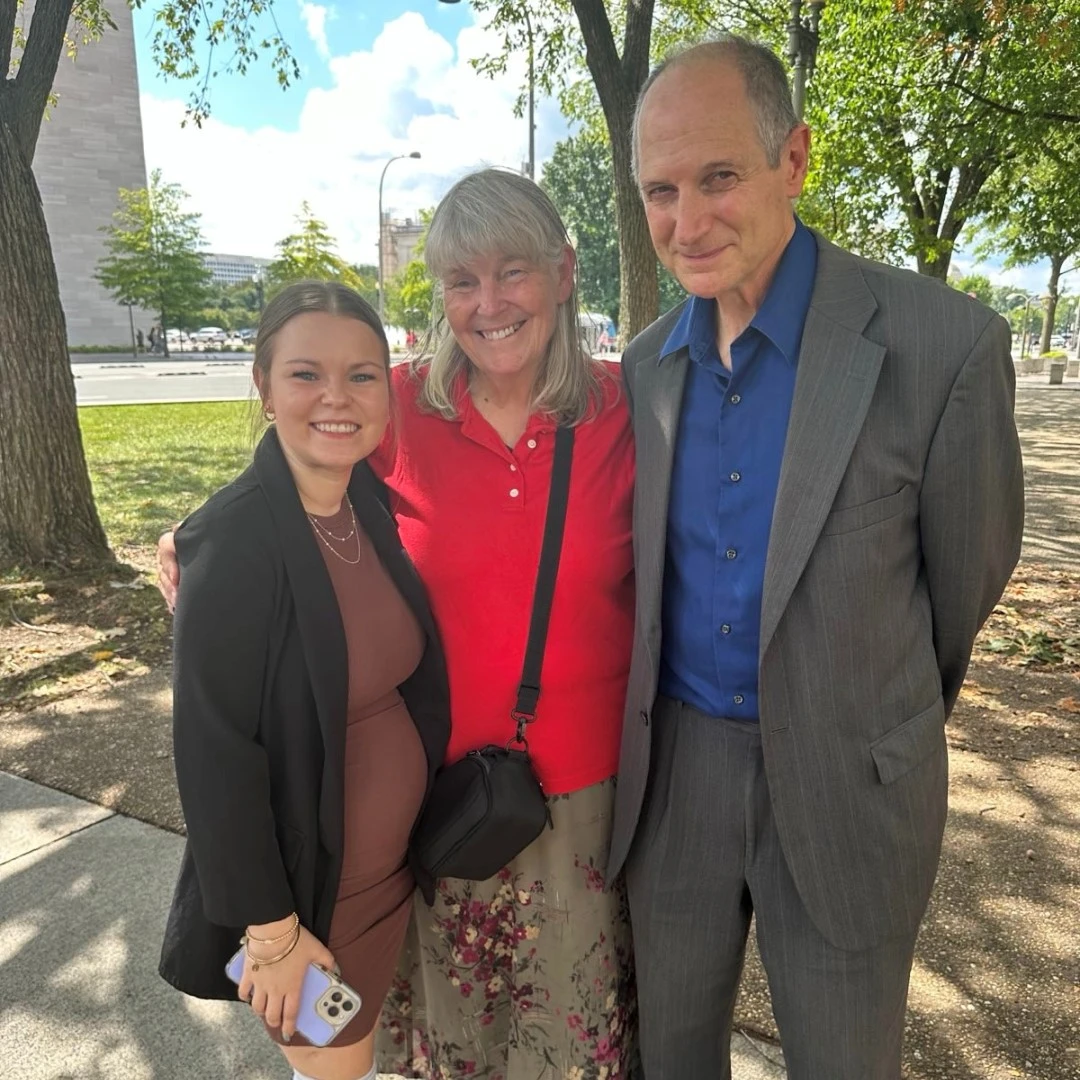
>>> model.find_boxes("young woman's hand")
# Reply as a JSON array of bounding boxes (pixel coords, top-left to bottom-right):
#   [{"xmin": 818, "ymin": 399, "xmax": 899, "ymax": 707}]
[{"xmin": 237, "ymin": 917, "xmax": 336, "ymax": 1041}]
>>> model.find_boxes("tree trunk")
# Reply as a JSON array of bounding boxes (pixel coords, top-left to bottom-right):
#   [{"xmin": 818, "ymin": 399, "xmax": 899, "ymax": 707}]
[
  {"xmin": 1040, "ymin": 253, "xmax": 1064, "ymax": 358},
  {"xmin": 914, "ymin": 244, "xmax": 952, "ymax": 281},
  {"xmin": 610, "ymin": 126, "xmax": 659, "ymax": 345},
  {"xmin": 570, "ymin": 0, "xmax": 657, "ymax": 348},
  {"xmin": 0, "ymin": 106, "xmax": 112, "ymax": 570}
]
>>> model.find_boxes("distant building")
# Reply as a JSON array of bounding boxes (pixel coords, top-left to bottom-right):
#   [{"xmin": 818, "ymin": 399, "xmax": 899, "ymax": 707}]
[
  {"xmin": 204, "ymin": 252, "xmax": 272, "ymax": 286},
  {"xmin": 29, "ymin": 1, "xmax": 149, "ymax": 346},
  {"xmin": 380, "ymin": 214, "xmax": 426, "ymax": 280}
]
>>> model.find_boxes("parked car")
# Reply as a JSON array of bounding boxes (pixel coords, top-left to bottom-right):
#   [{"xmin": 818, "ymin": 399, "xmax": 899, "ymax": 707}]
[
  {"xmin": 192, "ymin": 326, "xmax": 227, "ymax": 344},
  {"xmin": 236, "ymin": 328, "xmax": 256, "ymax": 342}
]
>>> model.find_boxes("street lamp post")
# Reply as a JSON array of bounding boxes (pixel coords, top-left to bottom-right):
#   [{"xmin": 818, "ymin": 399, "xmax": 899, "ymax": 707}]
[
  {"xmin": 786, "ymin": 0, "xmax": 826, "ymax": 121},
  {"xmin": 439, "ymin": 0, "xmax": 534, "ymax": 178},
  {"xmin": 1008, "ymin": 293, "xmax": 1054, "ymax": 362},
  {"xmin": 1008, "ymin": 293, "xmax": 1034, "ymax": 361},
  {"xmin": 378, "ymin": 151, "xmax": 422, "ymax": 323},
  {"xmin": 126, "ymin": 301, "xmax": 137, "ymax": 358}
]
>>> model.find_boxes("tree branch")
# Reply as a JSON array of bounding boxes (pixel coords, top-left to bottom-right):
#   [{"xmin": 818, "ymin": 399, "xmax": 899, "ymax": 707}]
[
  {"xmin": 941, "ymin": 78, "xmax": 1080, "ymax": 125},
  {"xmin": 11, "ymin": 0, "xmax": 75, "ymax": 161},
  {"xmin": 0, "ymin": 0, "xmax": 17, "ymax": 82}
]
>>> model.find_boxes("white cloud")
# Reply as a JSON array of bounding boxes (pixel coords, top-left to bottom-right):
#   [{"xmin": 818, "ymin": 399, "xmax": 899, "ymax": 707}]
[
  {"xmin": 986, "ymin": 264, "xmax": 1050, "ymax": 294},
  {"xmin": 299, "ymin": 3, "xmax": 332, "ymax": 62},
  {"xmin": 950, "ymin": 246, "xmax": 1052, "ymax": 295},
  {"xmin": 140, "ymin": 10, "xmax": 566, "ymax": 265}
]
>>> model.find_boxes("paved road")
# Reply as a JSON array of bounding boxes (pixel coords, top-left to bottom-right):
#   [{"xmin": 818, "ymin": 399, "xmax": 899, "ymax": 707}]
[
  {"xmin": 73, "ymin": 358, "xmax": 255, "ymax": 406},
  {"xmin": 71, "ymin": 355, "xmax": 421, "ymax": 406},
  {"xmin": 73, "ymin": 354, "xmax": 1080, "ymax": 407}
]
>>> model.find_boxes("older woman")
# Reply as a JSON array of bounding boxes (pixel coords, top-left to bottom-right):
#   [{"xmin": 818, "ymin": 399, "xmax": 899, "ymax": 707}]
[
  {"xmin": 160, "ymin": 170, "xmax": 637, "ymax": 1078},
  {"xmin": 370, "ymin": 169, "xmax": 637, "ymax": 1079}
]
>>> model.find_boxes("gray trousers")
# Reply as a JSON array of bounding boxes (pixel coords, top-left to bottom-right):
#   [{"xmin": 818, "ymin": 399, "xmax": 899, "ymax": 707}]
[{"xmin": 625, "ymin": 697, "xmax": 919, "ymax": 1080}]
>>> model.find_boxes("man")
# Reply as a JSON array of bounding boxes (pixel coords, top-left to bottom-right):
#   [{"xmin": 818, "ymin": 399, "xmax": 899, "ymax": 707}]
[{"xmin": 606, "ymin": 36, "xmax": 1024, "ymax": 1080}]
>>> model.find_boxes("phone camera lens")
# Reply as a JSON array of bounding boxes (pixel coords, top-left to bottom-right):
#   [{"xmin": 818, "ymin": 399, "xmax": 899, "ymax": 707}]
[
  {"xmin": 331, "ymin": 991, "xmax": 342, "ymax": 1002},
  {"xmin": 342, "ymin": 1000, "xmax": 354, "ymax": 1011},
  {"xmin": 327, "ymin": 1005, "xmax": 340, "ymax": 1017}
]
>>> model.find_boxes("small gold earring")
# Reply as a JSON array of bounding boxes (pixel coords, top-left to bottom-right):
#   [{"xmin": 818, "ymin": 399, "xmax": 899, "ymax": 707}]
[{"xmin": 264, "ymin": 408, "xmax": 275, "ymax": 422}]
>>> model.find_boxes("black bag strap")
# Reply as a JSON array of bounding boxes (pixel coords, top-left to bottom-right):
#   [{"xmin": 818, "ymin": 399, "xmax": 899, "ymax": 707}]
[{"xmin": 511, "ymin": 425, "xmax": 575, "ymax": 744}]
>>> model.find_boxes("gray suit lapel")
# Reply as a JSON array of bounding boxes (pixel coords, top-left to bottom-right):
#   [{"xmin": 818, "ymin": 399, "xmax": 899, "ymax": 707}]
[
  {"xmin": 634, "ymin": 347, "xmax": 689, "ymax": 662},
  {"xmin": 759, "ymin": 240, "xmax": 886, "ymax": 658}
]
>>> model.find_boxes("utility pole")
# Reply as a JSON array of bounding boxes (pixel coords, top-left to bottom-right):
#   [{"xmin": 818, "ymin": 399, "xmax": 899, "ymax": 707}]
[
  {"xmin": 524, "ymin": 6, "xmax": 535, "ymax": 179},
  {"xmin": 439, "ymin": 0, "xmax": 535, "ymax": 179}
]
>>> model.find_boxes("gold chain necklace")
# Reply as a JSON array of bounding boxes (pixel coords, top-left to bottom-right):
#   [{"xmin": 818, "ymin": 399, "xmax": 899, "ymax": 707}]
[
  {"xmin": 308, "ymin": 501, "xmax": 361, "ymax": 565},
  {"xmin": 308, "ymin": 512, "xmax": 356, "ymax": 543}
]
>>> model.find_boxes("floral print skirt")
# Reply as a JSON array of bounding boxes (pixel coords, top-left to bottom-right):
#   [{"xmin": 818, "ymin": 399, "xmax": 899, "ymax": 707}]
[{"xmin": 376, "ymin": 777, "xmax": 639, "ymax": 1079}]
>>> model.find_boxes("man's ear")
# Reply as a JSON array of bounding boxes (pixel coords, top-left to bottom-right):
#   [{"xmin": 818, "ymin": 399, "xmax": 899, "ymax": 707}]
[{"xmin": 784, "ymin": 123, "xmax": 812, "ymax": 198}]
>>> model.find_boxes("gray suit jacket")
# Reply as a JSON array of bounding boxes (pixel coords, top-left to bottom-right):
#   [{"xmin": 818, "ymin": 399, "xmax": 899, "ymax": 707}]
[{"xmin": 608, "ymin": 232, "xmax": 1024, "ymax": 951}]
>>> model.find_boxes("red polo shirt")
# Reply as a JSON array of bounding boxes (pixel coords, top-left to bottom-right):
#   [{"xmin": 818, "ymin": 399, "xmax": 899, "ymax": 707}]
[{"xmin": 369, "ymin": 363, "xmax": 635, "ymax": 794}]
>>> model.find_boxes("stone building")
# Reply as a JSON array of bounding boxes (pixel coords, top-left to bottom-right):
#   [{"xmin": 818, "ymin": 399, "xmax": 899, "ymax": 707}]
[
  {"xmin": 380, "ymin": 214, "xmax": 426, "ymax": 280},
  {"xmin": 29, "ymin": 2, "xmax": 148, "ymax": 347}
]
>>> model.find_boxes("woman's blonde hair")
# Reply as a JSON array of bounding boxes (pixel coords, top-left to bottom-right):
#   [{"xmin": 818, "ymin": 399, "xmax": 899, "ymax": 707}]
[{"xmin": 412, "ymin": 167, "xmax": 606, "ymax": 425}]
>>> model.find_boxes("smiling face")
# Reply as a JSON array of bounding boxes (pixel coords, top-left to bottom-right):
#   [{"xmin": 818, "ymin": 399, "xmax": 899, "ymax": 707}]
[
  {"xmin": 440, "ymin": 248, "xmax": 574, "ymax": 384},
  {"xmin": 255, "ymin": 311, "xmax": 390, "ymax": 481},
  {"xmin": 636, "ymin": 57, "xmax": 809, "ymax": 308}
]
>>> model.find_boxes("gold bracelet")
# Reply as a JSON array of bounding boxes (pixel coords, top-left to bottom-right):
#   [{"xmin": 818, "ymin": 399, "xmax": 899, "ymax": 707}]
[
  {"xmin": 245, "ymin": 911, "xmax": 299, "ymax": 946},
  {"xmin": 243, "ymin": 926, "xmax": 300, "ymax": 972}
]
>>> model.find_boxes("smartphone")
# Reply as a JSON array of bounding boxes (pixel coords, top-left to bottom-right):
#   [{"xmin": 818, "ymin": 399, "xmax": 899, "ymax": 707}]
[{"xmin": 225, "ymin": 946, "xmax": 362, "ymax": 1047}]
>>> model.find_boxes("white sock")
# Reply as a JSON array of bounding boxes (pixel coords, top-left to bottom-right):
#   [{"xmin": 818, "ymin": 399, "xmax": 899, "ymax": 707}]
[{"xmin": 292, "ymin": 1065, "xmax": 376, "ymax": 1080}]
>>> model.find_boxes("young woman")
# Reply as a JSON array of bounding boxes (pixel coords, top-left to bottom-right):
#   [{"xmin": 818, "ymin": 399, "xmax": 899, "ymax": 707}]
[{"xmin": 159, "ymin": 282, "xmax": 450, "ymax": 1080}]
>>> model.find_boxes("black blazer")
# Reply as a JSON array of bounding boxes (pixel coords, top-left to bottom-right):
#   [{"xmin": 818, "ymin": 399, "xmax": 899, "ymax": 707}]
[{"xmin": 159, "ymin": 428, "xmax": 450, "ymax": 1000}]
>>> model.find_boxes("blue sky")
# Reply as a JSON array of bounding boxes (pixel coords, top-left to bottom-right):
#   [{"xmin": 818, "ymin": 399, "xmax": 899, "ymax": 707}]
[
  {"xmin": 128, "ymin": 2, "xmax": 1050, "ymax": 293},
  {"xmin": 132, "ymin": 1, "xmax": 570, "ymax": 264},
  {"xmin": 133, "ymin": 1, "xmax": 473, "ymax": 133}
]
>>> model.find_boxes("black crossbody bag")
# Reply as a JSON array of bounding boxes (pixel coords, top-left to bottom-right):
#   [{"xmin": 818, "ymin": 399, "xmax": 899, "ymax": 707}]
[{"xmin": 413, "ymin": 425, "xmax": 575, "ymax": 882}]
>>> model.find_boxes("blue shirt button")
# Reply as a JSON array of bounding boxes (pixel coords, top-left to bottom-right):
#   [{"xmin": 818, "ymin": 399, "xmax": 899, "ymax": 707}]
[
  {"xmin": 726, "ymin": 548, "xmax": 737, "ymax": 560},
  {"xmin": 721, "ymin": 623, "xmax": 732, "ymax": 634},
  {"xmin": 733, "ymin": 694, "xmax": 745, "ymax": 705},
  {"xmin": 730, "ymin": 471, "xmax": 741, "ymax": 482},
  {"xmin": 730, "ymin": 393, "xmax": 741, "ymax": 404}
]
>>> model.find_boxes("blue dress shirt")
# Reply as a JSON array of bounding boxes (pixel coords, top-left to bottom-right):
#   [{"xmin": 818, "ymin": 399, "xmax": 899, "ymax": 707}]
[{"xmin": 658, "ymin": 220, "xmax": 818, "ymax": 721}]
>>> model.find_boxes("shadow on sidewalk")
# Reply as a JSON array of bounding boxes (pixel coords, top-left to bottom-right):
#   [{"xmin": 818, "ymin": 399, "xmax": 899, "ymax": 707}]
[
  {"xmin": 0, "ymin": 782, "xmax": 283, "ymax": 1079},
  {"xmin": 1015, "ymin": 389, "xmax": 1080, "ymax": 566}
]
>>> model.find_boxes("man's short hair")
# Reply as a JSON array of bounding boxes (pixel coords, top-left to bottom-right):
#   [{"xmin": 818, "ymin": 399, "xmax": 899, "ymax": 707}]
[{"xmin": 631, "ymin": 35, "xmax": 800, "ymax": 179}]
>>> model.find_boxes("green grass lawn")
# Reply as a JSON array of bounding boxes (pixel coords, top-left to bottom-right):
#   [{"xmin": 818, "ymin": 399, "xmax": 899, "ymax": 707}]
[{"xmin": 79, "ymin": 401, "xmax": 257, "ymax": 547}]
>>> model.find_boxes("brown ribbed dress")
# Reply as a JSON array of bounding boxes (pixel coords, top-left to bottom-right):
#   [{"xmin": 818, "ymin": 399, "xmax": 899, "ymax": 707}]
[{"xmin": 279, "ymin": 500, "xmax": 428, "ymax": 1046}]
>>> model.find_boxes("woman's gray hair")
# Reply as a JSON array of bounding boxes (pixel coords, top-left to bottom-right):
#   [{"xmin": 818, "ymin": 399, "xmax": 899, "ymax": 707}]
[
  {"xmin": 631, "ymin": 35, "xmax": 799, "ymax": 179},
  {"xmin": 413, "ymin": 167, "xmax": 606, "ymax": 425}
]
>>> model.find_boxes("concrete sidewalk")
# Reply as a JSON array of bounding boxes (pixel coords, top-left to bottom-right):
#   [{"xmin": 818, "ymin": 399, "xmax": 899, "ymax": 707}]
[{"xmin": 0, "ymin": 771, "xmax": 786, "ymax": 1080}]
